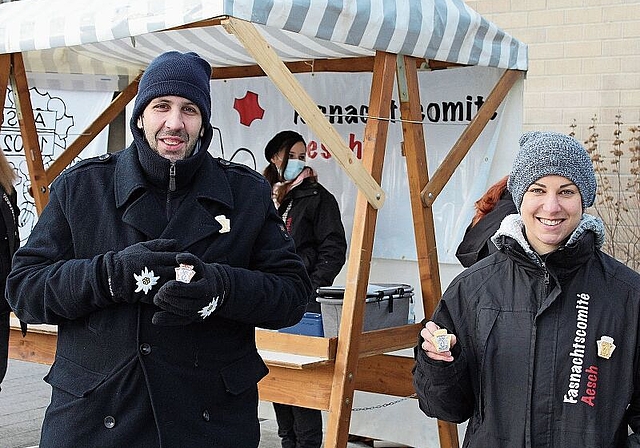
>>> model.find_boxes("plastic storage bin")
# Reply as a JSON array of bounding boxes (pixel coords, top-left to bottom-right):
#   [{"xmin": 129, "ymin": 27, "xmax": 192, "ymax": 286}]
[
  {"xmin": 278, "ymin": 312, "xmax": 324, "ymax": 337},
  {"xmin": 315, "ymin": 283, "xmax": 413, "ymax": 337}
]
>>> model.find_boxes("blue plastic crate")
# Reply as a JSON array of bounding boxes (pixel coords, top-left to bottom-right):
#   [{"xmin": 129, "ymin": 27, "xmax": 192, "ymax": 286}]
[{"xmin": 278, "ymin": 312, "xmax": 324, "ymax": 337}]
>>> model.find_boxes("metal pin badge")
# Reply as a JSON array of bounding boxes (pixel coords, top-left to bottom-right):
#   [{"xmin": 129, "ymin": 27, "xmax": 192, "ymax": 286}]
[
  {"xmin": 175, "ymin": 264, "xmax": 195, "ymax": 283},
  {"xmin": 432, "ymin": 328, "xmax": 452, "ymax": 353},
  {"xmin": 597, "ymin": 335, "xmax": 616, "ymax": 359}
]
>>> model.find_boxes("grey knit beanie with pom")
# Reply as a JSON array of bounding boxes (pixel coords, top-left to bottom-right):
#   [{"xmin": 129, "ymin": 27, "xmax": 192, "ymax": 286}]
[
  {"xmin": 131, "ymin": 51, "xmax": 212, "ymax": 131},
  {"xmin": 507, "ymin": 131, "xmax": 596, "ymax": 212}
]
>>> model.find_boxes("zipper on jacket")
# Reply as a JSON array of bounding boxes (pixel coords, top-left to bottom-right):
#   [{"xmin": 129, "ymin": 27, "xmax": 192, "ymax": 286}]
[
  {"xmin": 541, "ymin": 261, "xmax": 551, "ymax": 295},
  {"xmin": 169, "ymin": 162, "xmax": 176, "ymax": 192}
]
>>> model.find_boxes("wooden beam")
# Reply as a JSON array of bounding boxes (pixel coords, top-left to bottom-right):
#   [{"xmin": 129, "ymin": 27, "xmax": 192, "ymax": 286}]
[
  {"xmin": 324, "ymin": 51, "xmax": 397, "ymax": 448},
  {"xmin": 358, "ymin": 323, "xmax": 422, "ymax": 357},
  {"xmin": 396, "ymin": 55, "xmax": 458, "ymax": 448},
  {"xmin": 0, "ymin": 53, "xmax": 10, "ymax": 125},
  {"xmin": 45, "ymin": 75, "xmax": 140, "ymax": 181},
  {"xmin": 9, "ymin": 53, "xmax": 49, "ymax": 213},
  {"xmin": 258, "ymin": 363, "xmax": 335, "ymax": 410},
  {"xmin": 354, "ymin": 355, "xmax": 416, "ymax": 397},
  {"xmin": 210, "ymin": 57, "xmax": 451, "ymax": 80},
  {"xmin": 221, "ymin": 17, "xmax": 385, "ymax": 210},
  {"xmin": 256, "ymin": 329, "xmax": 337, "ymax": 359},
  {"xmin": 9, "ymin": 326, "xmax": 56, "ymax": 365},
  {"xmin": 420, "ymin": 69, "xmax": 522, "ymax": 206}
]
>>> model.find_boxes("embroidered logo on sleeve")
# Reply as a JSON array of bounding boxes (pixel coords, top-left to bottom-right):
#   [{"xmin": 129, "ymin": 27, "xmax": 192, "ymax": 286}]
[{"xmin": 134, "ymin": 267, "xmax": 159, "ymax": 294}]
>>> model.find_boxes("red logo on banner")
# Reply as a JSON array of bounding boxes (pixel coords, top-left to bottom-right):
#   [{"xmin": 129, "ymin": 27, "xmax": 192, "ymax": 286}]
[{"xmin": 233, "ymin": 91, "xmax": 265, "ymax": 127}]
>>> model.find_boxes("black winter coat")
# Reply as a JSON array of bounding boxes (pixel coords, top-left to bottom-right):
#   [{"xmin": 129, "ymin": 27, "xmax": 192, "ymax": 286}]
[
  {"xmin": 414, "ymin": 214, "xmax": 640, "ymax": 448},
  {"xmin": 6, "ymin": 136, "xmax": 311, "ymax": 448},
  {"xmin": 278, "ymin": 177, "xmax": 347, "ymax": 312}
]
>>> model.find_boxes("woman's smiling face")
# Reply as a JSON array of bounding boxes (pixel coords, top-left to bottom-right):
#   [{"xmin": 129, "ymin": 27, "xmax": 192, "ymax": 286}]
[{"xmin": 520, "ymin": 175, "xmax": 583, "ymax": 255}]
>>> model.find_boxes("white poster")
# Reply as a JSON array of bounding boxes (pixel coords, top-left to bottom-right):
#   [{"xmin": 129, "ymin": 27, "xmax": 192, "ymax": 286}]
[
  {"xmin": 2, "ymin": 87, "xmax": 113, "ymax": 243},
  {"xmin": 208, "ymin": 66, "xmax": 521, "ymax": 263}
]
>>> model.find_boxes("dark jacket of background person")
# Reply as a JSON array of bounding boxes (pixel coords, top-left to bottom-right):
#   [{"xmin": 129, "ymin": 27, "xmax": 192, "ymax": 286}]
[
  {"xmin": 5, "ymin": 52, "xmax": 310, "ymax": 448},
  {"xmin": 277, "ymin": 177, "xmax": 347, "ymax": 312},
  {"xmin": 0, "ymin": 184, "xmax": 19, "ymax": 391},
  {"xmin": 414, "ymin": 215, "xmax": 640, "ymax": 447},
  {"xmin": 455, "ymin": 175, "xmax": 517, "ymax": 267},
  {"xmin": 263, "ymin": 130, "xmax": 346, "ymax": 448}
]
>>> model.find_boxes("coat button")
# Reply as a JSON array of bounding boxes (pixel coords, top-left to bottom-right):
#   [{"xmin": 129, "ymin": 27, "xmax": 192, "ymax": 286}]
[
  {"xmin": 202, "ymin": 409, "xmax": 210, "ymax": 422},
  {"xmin": 104, "ymin": 416, "xmax": 116, "ymax": 429},
  {"xmin": 139, "ymin": 343, "xmax": 152, "ymax": 355}
]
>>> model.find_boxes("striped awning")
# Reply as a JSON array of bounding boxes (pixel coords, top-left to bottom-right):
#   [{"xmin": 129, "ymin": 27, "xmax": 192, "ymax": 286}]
[{"xmin": 0, "ymin": 0, "xmax": 527, "ymax": 90}]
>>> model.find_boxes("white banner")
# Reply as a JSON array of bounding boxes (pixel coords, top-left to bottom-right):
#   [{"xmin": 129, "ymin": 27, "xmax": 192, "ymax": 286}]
[
  {"xmin": 2, "ymin": 87, "xmax": 113, "ymax": 243},
  {"xmin": 209, "ymin": 66, "xmax": 522, "ymax": 263}
]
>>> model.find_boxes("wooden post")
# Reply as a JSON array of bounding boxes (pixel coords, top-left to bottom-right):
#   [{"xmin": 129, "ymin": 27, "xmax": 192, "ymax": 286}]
[
  {"xmin": 324, "ymin": 51, "xmax": 397, "ymax": 448},
  {"xmin": 9, "ymin": 53, "xmax": 49, "ymax": 213},
  {"xmin": 396, "ymin": 55, "xmax": 459, "ymax": 448},
  {"xmin": 0, "ymin": 53, "xmax": 10, "ymax": 124}
]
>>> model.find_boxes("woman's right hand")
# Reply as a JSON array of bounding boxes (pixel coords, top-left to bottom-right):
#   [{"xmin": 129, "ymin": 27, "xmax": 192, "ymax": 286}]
[{"xmin": 420, "ymin": 321, "xmax": 457, "ymax": 362}]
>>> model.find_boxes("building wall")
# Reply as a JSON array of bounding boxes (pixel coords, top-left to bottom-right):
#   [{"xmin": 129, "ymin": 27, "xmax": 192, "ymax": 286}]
[
  {"xmin": 465, "ymin": 0, "xmax": 640, "ymax": 140},
  {"xmin": 465, "ymin": 0, "xmax": 640, "ymax": 270}
]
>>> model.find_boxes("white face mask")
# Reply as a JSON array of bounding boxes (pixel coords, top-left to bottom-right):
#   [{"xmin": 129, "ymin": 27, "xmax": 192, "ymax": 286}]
[{"xmin": 283, "ymin": 159, "xmax": 305, "ymax": 181}]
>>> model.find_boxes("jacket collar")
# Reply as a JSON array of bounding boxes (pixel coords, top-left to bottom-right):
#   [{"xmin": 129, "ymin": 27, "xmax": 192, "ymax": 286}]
[
  {"xmin": 491, "ymin": 213, "xmax": 605, "ymax": 267},
  {"xmin": 113, "ymin": 144, "xmax": 235, "ymax": 246}
]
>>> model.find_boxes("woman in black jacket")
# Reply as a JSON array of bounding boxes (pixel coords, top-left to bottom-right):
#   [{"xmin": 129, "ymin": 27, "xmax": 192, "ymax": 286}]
[
  {"xmin": 0, "ymin": 151, "xmax": 20, "ymax": 392},
  {"xmin": 263, "ymin": 130, "xmax": 347, "ymax": 448},
  {"xmin": 414, "ymin": 131, "xmax": 640, "ymax": 447}
]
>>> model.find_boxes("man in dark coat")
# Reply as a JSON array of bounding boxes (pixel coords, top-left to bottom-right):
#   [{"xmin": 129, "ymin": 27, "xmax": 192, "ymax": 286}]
[{"xmin": 6, "ymin": 51, "xmax": 311, "ymax": 448}]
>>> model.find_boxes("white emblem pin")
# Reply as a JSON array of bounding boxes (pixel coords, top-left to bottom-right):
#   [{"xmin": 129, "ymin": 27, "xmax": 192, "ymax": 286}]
[
  {"xmin": 215, "ymin": 215, "xmax": 231, "ymax": 233},
  {"xmin": 198, "ymin": 296, "xmax": 219, "ymax": 319},
  {"xmin": 134, "ymin": 267, "xmax": 159, "ymax": 294},
  {"xmin": 175, "ymin": 263, "xmax": 196, "ymax": 283},
  {"xmin": 597, "ymin": 335, "xmax": 616, "ymax": 359}
]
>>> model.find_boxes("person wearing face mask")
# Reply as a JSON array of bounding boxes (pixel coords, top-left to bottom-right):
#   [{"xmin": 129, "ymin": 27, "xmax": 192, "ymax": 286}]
[
  {"xmin": 412, "ymin": 131, "xmax": 640, "ymax": 447},
  {"xmin": 263, "ymin": 130, "xmax": 347, "ymax": 448}
]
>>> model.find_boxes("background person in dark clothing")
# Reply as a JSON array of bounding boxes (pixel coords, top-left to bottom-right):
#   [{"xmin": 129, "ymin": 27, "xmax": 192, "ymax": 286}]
[
  {"xmin": 0, "ymin": 151, "xmax": 20, "ymax": 392},
  {"xmin": 455, "ymin": 175, "xmax": 517, "ymax": 267},
  {"xmin": 263, "ymin": 130, "xmax": 347, "ymax": 448},
  {"xmin": 6, "ymin": 51, "xmax": 311, "ymax": 448}
]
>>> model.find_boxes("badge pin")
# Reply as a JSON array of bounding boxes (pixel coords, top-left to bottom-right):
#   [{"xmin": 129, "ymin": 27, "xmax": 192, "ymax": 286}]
[
  {"xmin": 175, "ymin": 264, "xmax": 195, "ymax": 283},
  {"xmin": 215, "ymin": 215, "xmax": 231, "ymax": 233},
  {"xmin": 198, "ymin": 296, "xmax": 219, "ymax": 319},
  {"xmin": 432, "ymin": 328, "xmax": 452, "ymax": 353},
  {"xmin": 597, "ymin": 335, "xmax": 616, "ymax": 359},
  {"xmin": 134, "ymin": 267, "xmax": 160, "ymax": 294}
]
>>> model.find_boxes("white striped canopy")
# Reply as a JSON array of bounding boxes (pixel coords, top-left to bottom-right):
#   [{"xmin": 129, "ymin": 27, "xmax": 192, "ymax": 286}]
[{"xmin": 0, "ymin": 0, "xmax": 527, "ymax": 90}]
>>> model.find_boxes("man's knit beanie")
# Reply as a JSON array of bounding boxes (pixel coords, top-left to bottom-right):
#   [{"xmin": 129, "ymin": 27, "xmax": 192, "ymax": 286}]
[
  {"xmin": 131, "ymin": 51, "xmax": 212, "ymax": 129},
  {"xmin": 507, "ymin": 131, "xmax": 597, "ymax": 212}
]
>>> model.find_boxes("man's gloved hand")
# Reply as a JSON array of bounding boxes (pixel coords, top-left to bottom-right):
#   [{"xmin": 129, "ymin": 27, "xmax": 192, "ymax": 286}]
[
  {"xmin": 102, "ymin": 239, "xmax": 179, "ymax": 303},
  {"xmin": 152, "ymin": 252, "xmax": 229, "ymax": 326}
]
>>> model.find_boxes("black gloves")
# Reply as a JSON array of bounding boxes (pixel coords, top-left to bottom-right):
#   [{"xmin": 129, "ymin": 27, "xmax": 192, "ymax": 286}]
[
  {"xmin": 152, "ymin": 252, "xmax": 229, "ymax": 326},
  {"xmin": 102, "ymin": 239, "xmax": 179, "ymax": 303}
]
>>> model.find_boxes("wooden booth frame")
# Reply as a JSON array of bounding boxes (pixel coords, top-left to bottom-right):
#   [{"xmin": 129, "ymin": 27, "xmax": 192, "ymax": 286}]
[{"xmin": 2, "ymin": 17, "xmax": 523, "ymax": 448}]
